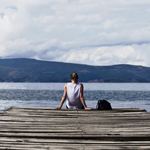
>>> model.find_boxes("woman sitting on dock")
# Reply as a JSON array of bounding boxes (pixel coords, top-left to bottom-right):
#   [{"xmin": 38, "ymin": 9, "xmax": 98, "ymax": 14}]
[{"xmin": 55, "ymin": 72, "xmax": 91, "ymax": 110}]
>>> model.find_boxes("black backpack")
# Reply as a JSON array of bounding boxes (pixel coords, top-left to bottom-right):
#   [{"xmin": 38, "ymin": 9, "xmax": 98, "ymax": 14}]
[{"xmin": 96, "ymin": 100, "xmax": 112, "ymax": 110}]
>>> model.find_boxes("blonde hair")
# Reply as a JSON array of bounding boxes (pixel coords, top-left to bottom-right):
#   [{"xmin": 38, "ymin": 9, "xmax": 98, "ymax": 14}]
[{"xmin": 71, "ymin": 72, "xmax": 78, "ymax": 83}]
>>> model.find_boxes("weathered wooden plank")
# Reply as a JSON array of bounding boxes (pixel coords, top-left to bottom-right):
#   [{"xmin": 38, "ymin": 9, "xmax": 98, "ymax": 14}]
[
  {"xmin": 4, "ymin": 106, "xmax": 146, "ymax": 113},
  {"xmin": 0, "ymin": 144, "xmax": 150, "ymax": 150},
  {"xmin": 1, "ymin": 117, "xmax": 150, "ymax": 123},
  {"xmin": 1, "ymin": 137, "xmax": 150, "ymax": 145},
  {"xmin": 2, "ymin": 111, "xmax": 150, "ymax": 118},
  {"xmin": 0, "ymin": 129, "xmax": 83, "ymax": 133},
  {"xmin": 0, "ymin": 137, "xmax": 150, "ymax": 144},
  {"xmin": 0, "ymin": 132, "xmax": 150, "ymax": 140},
  {"xmin": 0, "ymin": 138, "xmax": 150, "ymax": 150}
]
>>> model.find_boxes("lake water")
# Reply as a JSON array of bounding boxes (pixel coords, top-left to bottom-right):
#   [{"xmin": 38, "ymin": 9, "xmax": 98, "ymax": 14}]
[{"xmin": 0, "ymin": 83, "xmax": 150, "ymax": 112}]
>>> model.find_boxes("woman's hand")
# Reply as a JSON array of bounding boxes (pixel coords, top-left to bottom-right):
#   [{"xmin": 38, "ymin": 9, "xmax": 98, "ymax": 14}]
[
  {"xmin": 84, "ymin": 107, "xmax": 91, "ymax": 110},
  {"xmin": 55, "ymin": 106, "xmax": 61, "ymax": 109}
]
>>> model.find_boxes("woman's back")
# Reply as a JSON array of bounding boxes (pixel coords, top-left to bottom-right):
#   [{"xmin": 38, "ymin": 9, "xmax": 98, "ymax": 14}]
[{"xmin": 66, "ymin": 83, "xmax": 83, "ymax": 109}]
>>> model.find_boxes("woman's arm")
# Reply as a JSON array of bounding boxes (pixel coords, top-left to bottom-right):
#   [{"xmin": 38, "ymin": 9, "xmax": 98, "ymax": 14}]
[
  {"xmin": 55, "ymin": 83, "xmax": 67, "ymax": 109},
  {"xmin": 80, "ymin": 84, "xmax": 91, "ymax": 110}
]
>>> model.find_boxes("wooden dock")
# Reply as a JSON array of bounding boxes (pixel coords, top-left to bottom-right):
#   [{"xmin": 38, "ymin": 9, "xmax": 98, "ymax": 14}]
[{"xmin": 0, "ymin": 107, "xmax": 150, "ymax": 150}]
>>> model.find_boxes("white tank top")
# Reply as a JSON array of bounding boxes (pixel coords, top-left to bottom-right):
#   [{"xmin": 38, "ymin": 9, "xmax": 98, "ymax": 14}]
[{"xmin": 66, "ymin": 82, "xmax": 83, "ymax": 109}]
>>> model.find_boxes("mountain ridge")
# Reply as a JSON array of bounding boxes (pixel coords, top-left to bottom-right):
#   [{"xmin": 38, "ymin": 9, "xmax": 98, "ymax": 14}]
[{"xmin": 0, "ymin": 58, "xmax": 150, "ymax": 82}]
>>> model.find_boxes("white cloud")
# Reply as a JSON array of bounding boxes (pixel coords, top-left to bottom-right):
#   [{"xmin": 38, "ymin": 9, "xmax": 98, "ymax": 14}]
[
  {"xmin": 54, "ymin": 44, "xmax": 149, "ymax": 66},
  {"xmin": 0, "ymin": 0, "xmax": 150, "ymax": 66},
  {"xmin": 113, "ymin": 47, "xmax": 134, "ymax": 59}
]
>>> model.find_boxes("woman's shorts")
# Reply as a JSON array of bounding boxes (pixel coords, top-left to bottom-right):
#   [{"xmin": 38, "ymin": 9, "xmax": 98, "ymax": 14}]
[{"xmin": 66, "ymin": 105, "xmax": 84, "ymax": 109}]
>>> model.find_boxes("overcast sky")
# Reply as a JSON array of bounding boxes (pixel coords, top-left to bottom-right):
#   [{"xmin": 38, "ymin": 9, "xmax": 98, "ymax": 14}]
[{"xmin": 0, "ymin": 0, "xmax": 150, "ymax": 66}]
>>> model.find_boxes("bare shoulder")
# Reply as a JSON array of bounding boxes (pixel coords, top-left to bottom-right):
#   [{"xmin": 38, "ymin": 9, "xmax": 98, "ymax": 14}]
[
  {"xmin": 80, "ymin": 83, "xmax": 84, "ymax": 89},
  {"xmin": 64, "ymin": 83, "xmax": 67, "ymax": 88},
  {"xmin": 80, "ymin": 83, "xmax": 83, "ymax": 86}
]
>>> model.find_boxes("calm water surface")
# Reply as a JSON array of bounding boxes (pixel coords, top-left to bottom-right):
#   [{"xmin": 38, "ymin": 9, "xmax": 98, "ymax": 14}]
[{"xmin": 0, "ymin": 83, "xmax": 150, "ymax": 112}]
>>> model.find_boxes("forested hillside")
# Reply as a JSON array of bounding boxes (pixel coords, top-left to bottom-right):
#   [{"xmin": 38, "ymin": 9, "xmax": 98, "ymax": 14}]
[{"xmin": 0, "ymin": 58, "xmax": 150, "ymax": 82}]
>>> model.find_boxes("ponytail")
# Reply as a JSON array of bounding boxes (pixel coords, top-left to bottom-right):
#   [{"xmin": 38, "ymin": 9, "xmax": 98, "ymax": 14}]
[{"xmin": 71, "ymin": 72, "xmax": 78, "ymax": 83}]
